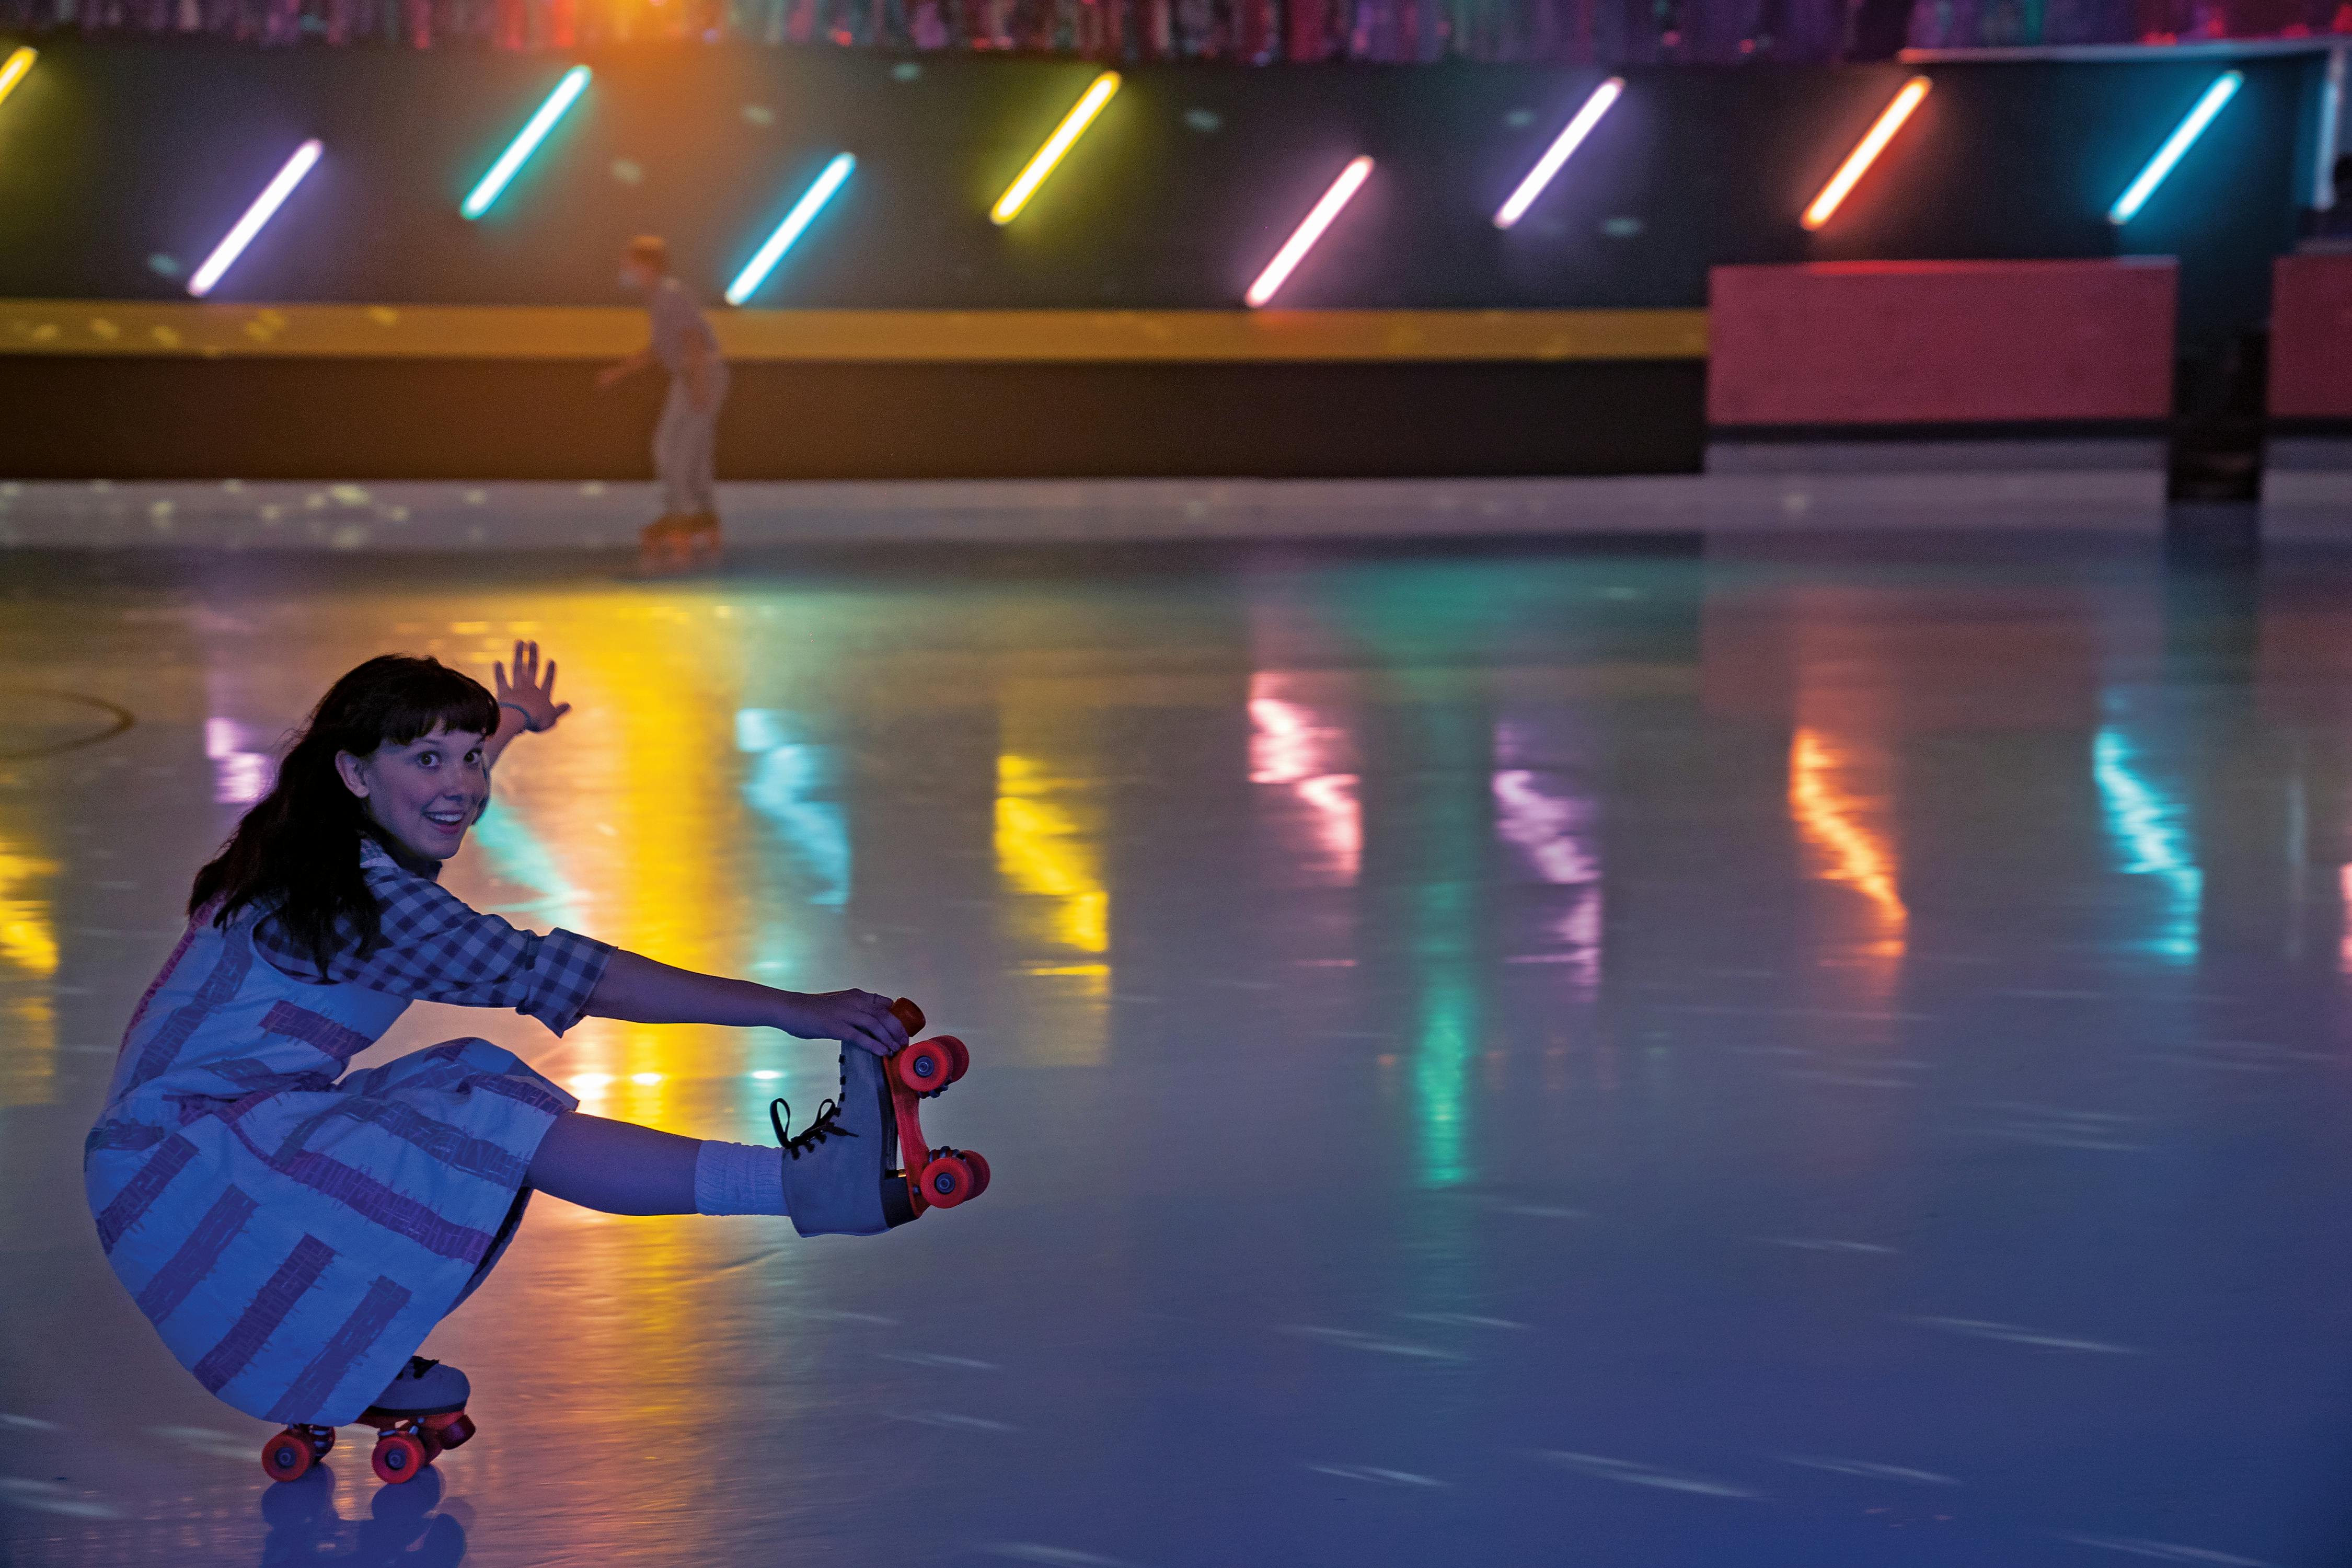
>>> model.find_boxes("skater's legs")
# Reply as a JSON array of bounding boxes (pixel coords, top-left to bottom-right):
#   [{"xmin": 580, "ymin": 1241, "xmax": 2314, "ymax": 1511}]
[
  {"xmin": 527, "ymin": 1111, "xmax": 787, "ymax": 1217},
  {"xmin": 653, "ymin": 381, "xmax": 696, "ymax": 519},
  {"xmin": 688, "ymin": 365, "xmax": 727, "ymax": 519},
  {"xmin": 528, "ymin": 1111, "xmax": 700, "ymax": 1215},
  {"xmin": 652, "ymin": 373, "xmax": 724, "ymax": 521}
]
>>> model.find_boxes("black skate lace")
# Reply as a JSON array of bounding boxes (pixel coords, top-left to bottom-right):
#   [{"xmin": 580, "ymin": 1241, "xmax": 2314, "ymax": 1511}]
[
  {"xmin": 769, "ymin": 1096, "xmax": 857, "ymax": 1158},
  {"xmin": 402, "ymin": 1356, "xmax": 439, "ymax": 1379}
]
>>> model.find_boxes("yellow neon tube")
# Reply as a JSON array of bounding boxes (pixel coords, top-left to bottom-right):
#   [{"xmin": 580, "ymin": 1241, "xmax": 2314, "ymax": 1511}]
[
  {"xmin": 0, "ymin": 47, "xmax": 35, "ymax": 111},
  {"xmin": 1803, "ymin": 76, "xmax": 1930, "ymax": 232},
  {"xmin": 991, "ymin": 72, "xmax": 1120, "ymax": 225}
]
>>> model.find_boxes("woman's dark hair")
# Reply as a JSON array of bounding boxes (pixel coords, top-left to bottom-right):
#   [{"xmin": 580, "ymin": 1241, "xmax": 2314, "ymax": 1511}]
[{"xmin": 190, "ymin": 654, "xmax": 498, "ymax": 972}]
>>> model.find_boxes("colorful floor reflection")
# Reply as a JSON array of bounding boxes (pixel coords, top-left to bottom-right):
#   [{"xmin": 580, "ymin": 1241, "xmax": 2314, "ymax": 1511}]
[{"xmin": 5, "ymin": 533, "xmax": 2352, "ymax": 1566}]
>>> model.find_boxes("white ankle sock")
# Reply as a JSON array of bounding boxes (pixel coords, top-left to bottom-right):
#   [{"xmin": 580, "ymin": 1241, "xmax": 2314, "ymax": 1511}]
[{"xmin": 693, "ymin": 1140, "xmax": 786, "ymax": 1216}]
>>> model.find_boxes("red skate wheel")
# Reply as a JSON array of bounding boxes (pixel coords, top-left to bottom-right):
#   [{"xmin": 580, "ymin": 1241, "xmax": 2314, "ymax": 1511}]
[
  {"xmin": 962, "ymin": 1149, "xmax": 990, "ymax": 1197},
  {"xmin": 939, "ymin": 1035, "xmax": 971, "ymax": 1085},
  {"xmin": 430, "ymin": 1412, "xmax": 476, "ymax": 1450},
  {"xmin": 897, "ymin": 1042, "xmax": 951, "ymax": 1094},
  {"xmin": 371, "ymin": 1433, "xmax": 429, "ymax": 1484},
  {"xmin": 919, "ymin": 1153, "xmax": 974, "ymax": 1208},
  {"xmin": 261, "ymin": 1430, "xmax": 314, "ymax": 1483},
  {"xmin": 890, "ymin": 997, "xmax": 926, "ymax": 1036}
]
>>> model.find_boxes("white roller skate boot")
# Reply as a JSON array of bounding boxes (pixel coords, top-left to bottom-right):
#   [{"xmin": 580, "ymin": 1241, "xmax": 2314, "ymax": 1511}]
[{"xmin": 773, "ymin": 1043, "xmax": 914, "ymax": 1237}]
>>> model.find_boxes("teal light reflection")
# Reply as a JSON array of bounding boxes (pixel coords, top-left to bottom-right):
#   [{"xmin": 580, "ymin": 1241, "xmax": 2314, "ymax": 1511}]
[
  {"xmin": 1412, "ymin": 885, "xmax": 1478, "ymax": 1190},
  {"xmin": 471, "ymin": 802, "xmax": 586, "ymax": 928},
  {"xmin": 2092, "ymin": 727, "xmax": 2200, "ymax": 962},
  {"xmin": 1406, "ymin": 700, "xmax": 1486, "ymax": 1191},
  {"xmin": 737, "ymin": 709, "xmax": 850, "ymax": 908}
]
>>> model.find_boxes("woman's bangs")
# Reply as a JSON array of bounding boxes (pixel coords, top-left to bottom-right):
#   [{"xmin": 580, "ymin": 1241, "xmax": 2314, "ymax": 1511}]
[{"xmin": 378, "ymin": 676, "xmax": 499, "ymax": 748}]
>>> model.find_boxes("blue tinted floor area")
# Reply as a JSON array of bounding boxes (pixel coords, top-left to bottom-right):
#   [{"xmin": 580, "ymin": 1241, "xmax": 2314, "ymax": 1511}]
[{"xmin": 2, "ymin": 529, "xmax": 2349, "ymax": 1566}]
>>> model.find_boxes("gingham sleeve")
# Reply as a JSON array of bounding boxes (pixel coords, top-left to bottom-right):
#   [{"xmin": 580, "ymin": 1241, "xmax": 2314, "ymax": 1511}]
[{"xmin": 255, "ymin": 862, "xmax": 614, "ymax": 1035}]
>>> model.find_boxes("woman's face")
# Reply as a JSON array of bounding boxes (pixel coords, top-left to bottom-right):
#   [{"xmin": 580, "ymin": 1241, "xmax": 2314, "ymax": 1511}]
[{"xmin": 335, "ymin": 725, "xmax": 490, "ymax": 863}]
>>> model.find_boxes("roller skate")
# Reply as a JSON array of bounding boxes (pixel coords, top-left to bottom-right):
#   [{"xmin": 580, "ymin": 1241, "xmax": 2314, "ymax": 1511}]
[
  {"xmin": 259, "ymin": 1356, "xmax": 476, "ymax": 1486},
  {"xmin": 634, "ymin": 512, "xmax": 723, "ymax": 576},
  {"xmin": 772, "ymin": 996, "xmax": 989, "ymax": 1237}
]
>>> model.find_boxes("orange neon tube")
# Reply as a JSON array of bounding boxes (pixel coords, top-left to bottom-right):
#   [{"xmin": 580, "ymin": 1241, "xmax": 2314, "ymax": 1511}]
[{"xmin": 1802, "ymin": 76, "xmax": 1930, "ymax": 232}]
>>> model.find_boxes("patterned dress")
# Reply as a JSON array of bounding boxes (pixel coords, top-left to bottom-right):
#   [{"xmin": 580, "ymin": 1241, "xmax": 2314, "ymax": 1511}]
[{"xmin": 84, "ymin": 841, "xmax": 612, "ymax": 1426}]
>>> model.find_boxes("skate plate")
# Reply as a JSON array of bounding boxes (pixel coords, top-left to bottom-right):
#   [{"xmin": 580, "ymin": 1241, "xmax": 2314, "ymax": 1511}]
[
  {"xmin": 884, "ymin": 997, "xmax": 991, "ymax": 1220},
  {"xmin": 260, "ymin": 1404, "xmax": 476, "ymax": 1486}
]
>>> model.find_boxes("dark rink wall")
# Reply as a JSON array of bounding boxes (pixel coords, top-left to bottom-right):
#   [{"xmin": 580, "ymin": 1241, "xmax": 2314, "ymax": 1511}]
[{"xmin": 0, "ymin": 40, "xmax": 2328, "ymax": 479}]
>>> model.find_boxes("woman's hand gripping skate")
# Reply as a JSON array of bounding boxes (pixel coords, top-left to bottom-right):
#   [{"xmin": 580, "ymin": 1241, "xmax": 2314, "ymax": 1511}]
[{"xmin": 774, "ymin": 989, "xmax": 912, "ymax": 1057}]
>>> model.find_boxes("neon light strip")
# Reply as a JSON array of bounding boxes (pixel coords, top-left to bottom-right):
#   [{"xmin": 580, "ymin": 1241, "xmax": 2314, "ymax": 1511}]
[
  {"xmin": 462, "ymin": 65, "xmax": 590, "ymax": 220},
  {"xmin": 1802, "ymin": 75, "xmax": 1930, "ymax": 232},
  {"xmin": 187, "ymin": 140, "xmax": 322, "ymax": 299},
  {"xmin": 725, "ymin": 153, "xmax": 856, "ymax": 306},
  {"xmin": 2108, "ymin": 71, "xmax": 2242, "ymax": 225},
  {"xmin": 991, "ymin": 71, "xmax": 1120, "ymax": 225},
  {"xmin": 1246, "ymin": 156, "xmax": 1373, "ymax": 309},
  {"xmin": 0, "ymin": 46, "xmax": 36, "ymax": 111},
  {"xmin": 2319, "ymin": 50, "xmax": 2346, "ymax": 211},
  {"xmin": 1493, "ymin": 77, "xmax": 1624, "ymax": 230}
]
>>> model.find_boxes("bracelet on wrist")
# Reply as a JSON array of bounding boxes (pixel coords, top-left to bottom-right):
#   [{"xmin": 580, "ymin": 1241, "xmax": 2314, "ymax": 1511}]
[{"xmin": 499, "ymin": 700, "xmax": 541, "ymax": 734}]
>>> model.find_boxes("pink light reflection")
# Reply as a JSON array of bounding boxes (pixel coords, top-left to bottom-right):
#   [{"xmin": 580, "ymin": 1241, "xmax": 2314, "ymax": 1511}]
[
  {"xmin": 2340, "ymin": 866, "xmax": 2352, "ymax": 975},
  {"xmin": 1249, "ymin": 681, "xmax": 1360, "ymax": 884},
  {"xmin": 1492, "ymin": 762, "xmax": 1602, "ymax": 990},
  {"xmin": 1493, "ymin": 769, "xmax": 1598, "ymax": 885},
  {"xmin": 205, "ymin": 718, "xmax": 272, "ymax": 805}
]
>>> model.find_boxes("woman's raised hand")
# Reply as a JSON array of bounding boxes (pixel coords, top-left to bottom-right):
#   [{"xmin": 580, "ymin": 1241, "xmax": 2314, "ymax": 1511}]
[
  {"xmin": 779, "ymin": 989, "xmax": 914, "ymax": 1056},
  {"xmin": 493, "ymin": 640, "xmax": 572, "ymax": 735}
]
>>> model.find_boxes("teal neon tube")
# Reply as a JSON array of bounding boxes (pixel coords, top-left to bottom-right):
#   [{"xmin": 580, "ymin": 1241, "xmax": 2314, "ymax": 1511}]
[
  {"xmin": 725, "ymin": 154, "xmax": 855, "ymax": 306},
  {"xmin": 2108, "ymin": 71, "xmax": 2241, "ymax": 226},
  {"xmin": 462, "ymin": 65, "xmax": 590, "ymax": 220}
]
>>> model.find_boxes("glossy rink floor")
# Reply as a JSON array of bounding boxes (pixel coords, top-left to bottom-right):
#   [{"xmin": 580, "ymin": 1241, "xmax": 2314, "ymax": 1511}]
[{"xmin": 6, "ymin": 531, "xmax": 2352, "ymax": 1568}]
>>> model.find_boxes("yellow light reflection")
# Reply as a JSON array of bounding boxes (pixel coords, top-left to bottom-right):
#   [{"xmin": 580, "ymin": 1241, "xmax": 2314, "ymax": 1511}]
[
  {"xmin": 995, "ymin": 741, "xmax": 1110, "ymax": 1067},
  {"xmin": 0, "ymin": 841, "xmax": 60, "ymax": 977},
  {"xmin": 1789, "ymin": 728, "xmax": 1906, "ymax": 940},
  {"xmin": 996, "ymin": 755, "xmax": 1108, "ymax": 955},
  {"xmin": 531, "ymin": 594, "xmax": 743, "ymax": 1098},
  {"xmin": 0, "ymin": 831, "xmax": 57, "ymax": 1109}
]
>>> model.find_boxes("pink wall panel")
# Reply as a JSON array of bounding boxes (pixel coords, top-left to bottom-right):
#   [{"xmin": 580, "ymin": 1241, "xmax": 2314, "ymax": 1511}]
[
  {"xmin": 2270, "ymin": 254, "xmax": 2352, "ymax": 420},
  {"xmin": 1707, "ymin": 259, "xmax": 2177, "ymax": 428}
]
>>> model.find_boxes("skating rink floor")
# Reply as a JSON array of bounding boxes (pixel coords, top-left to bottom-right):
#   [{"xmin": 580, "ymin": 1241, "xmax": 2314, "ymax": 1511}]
[{"xmin": 5, "ymin": 526, "xmax": 2352, "ymax": 1566}]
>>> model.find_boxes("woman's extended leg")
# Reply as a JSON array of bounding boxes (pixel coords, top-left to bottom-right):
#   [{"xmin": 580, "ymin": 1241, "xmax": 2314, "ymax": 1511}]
[
  {"xmin": 528, "ymin": 1112, "xmax": 701, "ymax": 1215},
  {"xmin": 528, "ymin": 1055, "xmax": 893, "ymax": 1233},
  {"xmin": 528, "ymin": 1110, "xmax": 794, "ymax": 1217}
]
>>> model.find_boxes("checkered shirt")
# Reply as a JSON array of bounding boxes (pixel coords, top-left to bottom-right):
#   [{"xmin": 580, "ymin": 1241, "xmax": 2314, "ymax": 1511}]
[{"xmin": 253, "ymin": 844, "xmax": 613, "ymax": 1036}]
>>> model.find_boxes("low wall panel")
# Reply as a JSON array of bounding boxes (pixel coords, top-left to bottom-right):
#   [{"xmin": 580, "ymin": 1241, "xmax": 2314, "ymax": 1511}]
[{"xmin": 1707, "ymin": 259, "xmax": 2177, "ymax": 430}]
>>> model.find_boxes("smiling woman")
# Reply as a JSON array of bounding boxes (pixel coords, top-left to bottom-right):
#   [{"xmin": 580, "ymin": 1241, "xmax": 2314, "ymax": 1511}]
[{"xmin": 83, "ymin": 640, "xmax": 943, "ymax": 1484}]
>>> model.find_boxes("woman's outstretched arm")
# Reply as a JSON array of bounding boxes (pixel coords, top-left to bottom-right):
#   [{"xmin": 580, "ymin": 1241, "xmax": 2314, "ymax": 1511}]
[{"xmin": 583, "ymin": 950, "xmax": 910, "ymax": 1056}]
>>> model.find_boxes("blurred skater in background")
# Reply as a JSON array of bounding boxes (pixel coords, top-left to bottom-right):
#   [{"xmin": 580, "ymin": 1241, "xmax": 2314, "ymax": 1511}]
[{"xmin": 599, "ymin": 236, "xmax": 731, "ymax": 573}]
